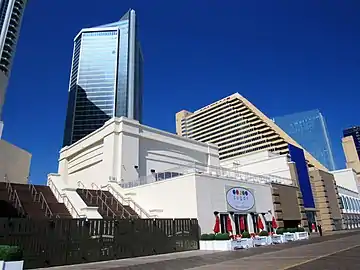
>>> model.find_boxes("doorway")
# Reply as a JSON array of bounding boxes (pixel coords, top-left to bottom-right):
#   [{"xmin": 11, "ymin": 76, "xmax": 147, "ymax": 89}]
[
  {"xmin": 233, "ymin": 214, "xmax": 248, "ymax": 234},
  {"xmin": 220, "ymin": 213, "xmax": 227, "ymax": 233}
]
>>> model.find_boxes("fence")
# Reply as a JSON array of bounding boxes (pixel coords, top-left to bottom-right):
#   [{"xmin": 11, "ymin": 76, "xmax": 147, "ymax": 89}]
[
  {"xmin": 0, "ymin": 218, "xmax": 199, "ymax": 269},
  {"xmin": 120, "ymin": 162, "xmax": 294, "ymax": 188}
]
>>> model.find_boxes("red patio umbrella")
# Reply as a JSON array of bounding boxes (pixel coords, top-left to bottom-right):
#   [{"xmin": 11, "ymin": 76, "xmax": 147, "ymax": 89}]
[
  {"xmin": 226, "ymin": 215, "xmax": 233, "ymax": 233},
  {"xmin": 213, "ymin": 215, "xmax": 220, "ymax": 234},
  {"xmin": 239, "ymin": 216, "xmax": 245, "ymax": 231},
  {"xmin": 257, "ymin": 215, "xmax": 264, "ymax": 230},
  {"xmin": 272, "ymin": 216, "xmax": 278, "ymax": 229}
]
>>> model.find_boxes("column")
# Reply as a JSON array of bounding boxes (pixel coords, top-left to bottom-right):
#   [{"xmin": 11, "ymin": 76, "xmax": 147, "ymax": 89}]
[{"xmin": 247, "ymin": 213, "xmax": 254, "ymax": 233}]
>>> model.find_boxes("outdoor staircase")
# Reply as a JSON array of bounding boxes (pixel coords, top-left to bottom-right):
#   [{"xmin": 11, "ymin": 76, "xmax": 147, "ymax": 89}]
[
  {"xmin": 92, "ymin": 183, "xmax": 154, "ymax": 219},
  {"xmin": 0, "ymin": 182, "xmax": 71, "ymax": 219},
  {"xmin": 0, "ymin": 182, "xmax": 22, "ymax": 218},
  {"xmin": 34, "ymin": 185, "xmax": 72, "ymax": 218},
  {"xmin": 12, "ymin": 183, "xmax": 48, "ymax": 219},
  {"xmin": 77, "ymin": 182, "xmax": 138, "ymax": 219}
]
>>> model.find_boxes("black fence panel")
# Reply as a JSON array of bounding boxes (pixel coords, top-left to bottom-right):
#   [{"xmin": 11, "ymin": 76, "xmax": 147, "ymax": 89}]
[{"xmin": 0, "ymin": 218, "xmax": 199, "ymax": 269}]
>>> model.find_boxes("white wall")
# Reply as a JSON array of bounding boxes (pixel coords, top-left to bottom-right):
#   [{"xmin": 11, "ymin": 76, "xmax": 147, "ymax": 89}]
[
  {"xmin": 139, "ymin": 138, "xmax": 208, "ymax": 176},
  {"xmin": 221, "ymin": 150, "xmax": 292, "ymax": 180},
  {"xmin": 122, "ymin": 173, "xmax": 274, "ymax": 234},
  {"xmin": 57, "ymin": 117, "xmax": 219, "ymax": 189},
  {"xmin": 58, "ymin": 140, "xmax": 105, "ymax": 189},
  {"xmin": 195, "ymin": 174, "xmax": 274, "ymax": 233},
  {"xmin": 0, "ymin": 139, "xmax": 31, "ymax": 184},
  {"xmin": 47, "ymin": 173, "xmax": 103, "ymax": 219},
  {"xmin": 123, "ymin": 174, "xmax": 198, "ymax": 218},
  {"xmin": 332, "ymin": 168, "xmax": 359, "ymax": 193}
]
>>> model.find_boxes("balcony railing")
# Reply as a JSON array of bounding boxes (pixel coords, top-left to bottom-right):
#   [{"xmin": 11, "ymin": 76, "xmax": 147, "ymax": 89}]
[{"xmin": 119, "ymin": 162, "xmax": 294, "ymax": 188}]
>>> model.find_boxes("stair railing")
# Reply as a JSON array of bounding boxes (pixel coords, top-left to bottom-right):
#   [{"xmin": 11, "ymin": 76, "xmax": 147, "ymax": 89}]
[
  {"xmin": 4, "ymin": 176, "xmax": 26, "ymax": 217},
  {"xmin": 96, "ymin": 183, "xmax": 153, "ymax": 218},
  {"xmin": 29, "ymin": 184, "xmax": 37, "ymax": 202},
  {"xmin": 77, "ymin": 181, "xmax": 117, "ymax": 218},
  {"xmin": 91, "ymin": 183, "xmax": 133, "ymax": 219},
  {"xmin": 39, "ymin": 192, "xmax": 59, "ymax": 218},
  {"xmin": 29, "ymin": 184, "xmax": 59, "ymax": 218},
  {"xmin": 91, "ymin": 183, "xmax": 111, "ymax": 203},
  {"xmin": 112, "ymin": 183, "xmax": 152, "ymax": 218},
  {"xmin": 47, "ymin": 178, "xmax": 86, "ymax": 219},
  {"xmin": 77, "ymin": 181, "xmax": 99, "ymax": 205}
]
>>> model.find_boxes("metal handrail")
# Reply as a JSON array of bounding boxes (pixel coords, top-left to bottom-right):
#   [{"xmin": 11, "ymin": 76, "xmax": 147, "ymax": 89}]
[
  {"xmin": 47, "ymin": 178, "xmax": 85, "ymax": 219},
  {"xmin": 4, "ymin": 176, "xmax": 26, "ymax": 217},
  {"xmin": 95, "ymin": 183, "xmax": 152, "ymax": 218},
  {"xmin": 92, "ymin": 183, "xmax": 125, "ymax": 204},
  {"xmin": 11, "ymin": 190, "xmax": 26, "ymax": 217},
  {"xmin": 29, "ymin": 184, "xmax": 37, "ymax": 202},
  {"xmin": 108, "ymin": 183, "xmax": 151, "ymax": 218},
  {"xmin": 122, "ymin": 162, "xmax": 294, "ymax": 188},
  {"xmin": 77, "ymin": 181, "xmax": 117, "ymax": 218},
  {"xmin": 29, "ymin": 184, "xmax": 57, "ymax": 218},
  {"xmin": 91, "ymin": 183, "xmax": 133, "ymax": 219}
]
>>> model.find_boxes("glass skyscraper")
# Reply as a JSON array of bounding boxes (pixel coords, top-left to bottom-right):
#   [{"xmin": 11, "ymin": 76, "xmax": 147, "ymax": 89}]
[
  {"xmin": 0, "ymin": 0, "xmax": 27, "ymax": 122},
  {"xmin": 273, "ymin": 109, "xmax": 336, "ymax": 171},
  {"xmin": 343, "ymin": 126, "xmax": 360, "ymax": 159},
  {"xmin": 63, "ymin": 9, "xmax": 143, "ymax": 146}
]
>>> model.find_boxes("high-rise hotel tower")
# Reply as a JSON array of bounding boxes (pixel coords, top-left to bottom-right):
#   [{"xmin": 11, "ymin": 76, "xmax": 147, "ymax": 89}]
[
  {"xmin": 0, "ymin": 0, "xmax": 27, "ymax": 137},
  {"xmin": 176, "ymin": 93, "xmax": 327, "ymax": 171},
  {"xmin": 63, "ymin": 9, "xmax": 143, "ymax": 146}
]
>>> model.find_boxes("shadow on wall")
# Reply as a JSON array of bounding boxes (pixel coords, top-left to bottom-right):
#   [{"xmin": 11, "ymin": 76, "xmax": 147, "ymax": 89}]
[
  {"xmin": 140, "ymin": 139, "xmax": 208, "ymax": 165},
  {"xmin": 63, "ymin": 86, "xmax": 112, "ymax": 147}
]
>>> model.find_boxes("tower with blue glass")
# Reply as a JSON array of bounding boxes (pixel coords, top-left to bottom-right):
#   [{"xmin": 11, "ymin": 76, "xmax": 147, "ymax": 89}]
[
  {"xmin": 273, "ymin": 109, "xmax": 336, "ymax": 171},
  {"xmin": 63, "ymin": 9, "xmax": 143, "ymax": 146}
]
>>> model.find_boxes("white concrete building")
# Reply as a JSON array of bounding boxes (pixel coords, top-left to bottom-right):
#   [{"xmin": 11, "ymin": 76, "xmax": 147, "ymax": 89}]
[
  {"xmin": 332, "ymin": 168, "xmax": 359, "ymax": 193},
  {"xmin": 121, "ymin": 172, "xmax": 275, "ymax": 234},
  {"xmin": 332, "ymin": 168, "xmax": 360, "ymax": 229},
  {"xmin": 220, "ymin": 150, "xmax": 294, "ymax": 184},
  {"xmin": 49, "ymin": 117, "xmax": 300, "ymax": 233},
  {"xmin": 57, "ymin": 117, "xmax": 219, "ymax": 189}
]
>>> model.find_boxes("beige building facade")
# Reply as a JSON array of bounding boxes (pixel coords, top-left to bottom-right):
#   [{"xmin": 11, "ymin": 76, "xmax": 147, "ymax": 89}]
[
  {"xmin": 342, "ymin": 135, "xmax": 360, "ymax": 179},
  {"xmin": 309, "ymin": 169, "xmax": 343, "ymax": 231},
  {"xmin": 271, "ymin": 183, "xmax": 307, "ymax": 229},
  {"xmin": 0, "ymin": 139, "xmax": 31, "ymax": 184}
]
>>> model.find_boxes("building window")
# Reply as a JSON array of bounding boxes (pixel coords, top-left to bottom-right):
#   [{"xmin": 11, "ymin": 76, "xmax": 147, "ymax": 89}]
[{"xmin": 344, "ymin": 196, "xmax": 349, "ymax": 211}]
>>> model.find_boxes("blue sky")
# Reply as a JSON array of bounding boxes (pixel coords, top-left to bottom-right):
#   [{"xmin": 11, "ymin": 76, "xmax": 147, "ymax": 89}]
[{"xmin": 2, "ymin": 0, "xmax": 359, "ymax": 184}]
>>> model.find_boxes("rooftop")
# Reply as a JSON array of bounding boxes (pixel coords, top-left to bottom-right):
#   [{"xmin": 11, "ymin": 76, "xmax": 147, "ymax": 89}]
[{"xmin": 119, "ymin": 162, "xmax": 294, "ymax": 188}]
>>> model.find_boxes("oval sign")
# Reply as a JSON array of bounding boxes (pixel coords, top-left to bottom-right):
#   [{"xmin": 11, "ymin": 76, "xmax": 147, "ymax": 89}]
[{"xmin": 226, "ymin": 187, "xmax": 255, "ymax": 211}]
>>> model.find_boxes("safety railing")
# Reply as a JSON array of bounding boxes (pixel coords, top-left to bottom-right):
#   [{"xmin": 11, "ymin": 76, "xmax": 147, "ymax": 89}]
[
  {"xmin": 97, "ymin": 183, "xmax": 154, "ymax": 218},
  {"xmin": 91, "ymin": 183, "xmax": 135, "ymax": 219},
  {"xmin": 4, "ymin": 176, "xmax": 26, "ymax": 217},
  {"xmin": 47, "ymin": 178, "xmax": 86, "ymax": 219},
  {"xmin": 29, "ymin": 184, "xmax": 57, "ymax": 218},
  {"xmin": 120, "ymin": 162, "xmax": 294, "ymax": 188},
  {"xmin": 77, "ymin": 181, "xmax": 117, "ymax": 218}
]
